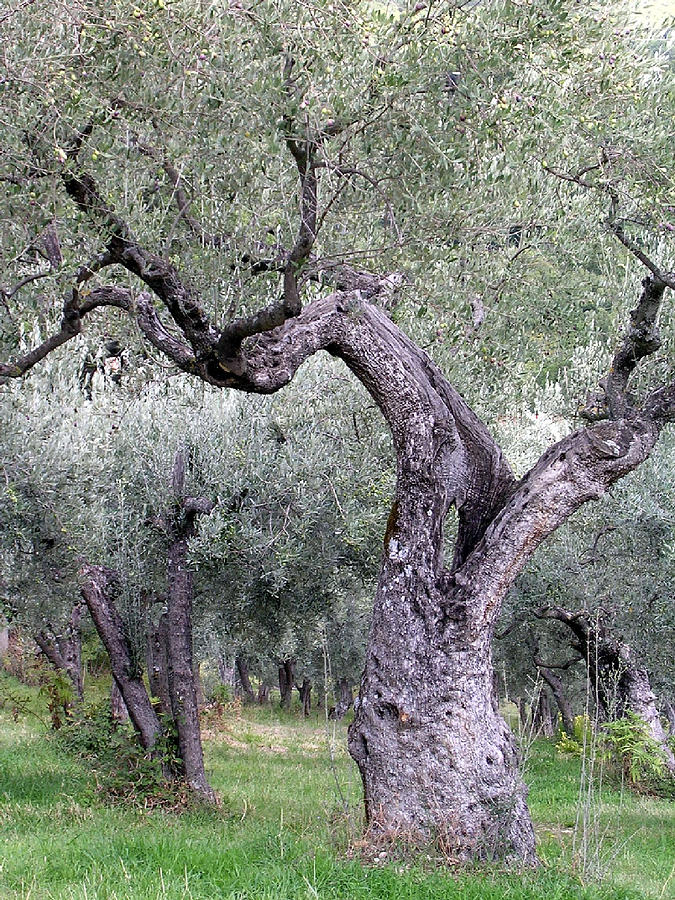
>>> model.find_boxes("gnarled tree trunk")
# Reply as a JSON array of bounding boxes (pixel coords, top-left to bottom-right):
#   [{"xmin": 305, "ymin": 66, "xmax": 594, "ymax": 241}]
[{"xmin": 220, "ymin": 291, "xmax": 664, "ymax": 861}]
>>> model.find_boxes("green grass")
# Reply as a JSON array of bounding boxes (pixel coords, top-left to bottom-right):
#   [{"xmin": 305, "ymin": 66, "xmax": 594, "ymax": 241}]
[{"xmin": 0, "ymin": 676, "xmax": 673, "ymax": 900}]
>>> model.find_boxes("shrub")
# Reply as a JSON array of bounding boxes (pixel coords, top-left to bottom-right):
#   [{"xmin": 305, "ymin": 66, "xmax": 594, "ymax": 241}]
[
  {"xmin": 555, "ymin": 714, "xmax": 593, "ymax": 756},
  {"xmin": 55, "ymin": 701, "xmax": 190, "ymax": 809},
  {"xmin": 601, "ymin": 712, "xmax": 675, "ymax": 797}
]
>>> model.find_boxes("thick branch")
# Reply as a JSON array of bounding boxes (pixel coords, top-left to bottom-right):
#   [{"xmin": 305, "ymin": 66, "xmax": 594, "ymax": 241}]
[
  {"xmin": 458, "ymin": 416, "xmax": 662, "ymax": 635},
  {"xmin": 580, "ymin": 274, "xmax": 671, "ymax": 422}
]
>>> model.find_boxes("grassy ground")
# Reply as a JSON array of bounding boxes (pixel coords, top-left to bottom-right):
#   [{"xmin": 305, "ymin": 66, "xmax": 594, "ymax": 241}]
[{"xmin": 0, "ymin": 674, "xmax": 673, "ymax": 900}]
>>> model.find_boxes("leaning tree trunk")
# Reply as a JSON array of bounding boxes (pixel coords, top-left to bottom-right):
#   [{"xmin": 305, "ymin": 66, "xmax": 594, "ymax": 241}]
[
  {"xmin": 17, "ymin": 244, "xmax": 663, "ymax": 858},
  {"xmin": 207, "ymin": 291, "xmax": 662, "ymax": 861},
  {"xmin": 34, "ymin": 601, "xmax": 84, "ymax": 703},
  {"xmin": 80, "ymin": 565, "xmax": 161, "ymax": 751},
  {"xmin": 235, "ymin": 656, "xmax": 256, "ymax": 704}
]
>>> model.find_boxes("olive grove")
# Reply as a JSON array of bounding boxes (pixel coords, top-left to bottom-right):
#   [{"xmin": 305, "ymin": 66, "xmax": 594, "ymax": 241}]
[{"xmin": 1, "ymin": 0, "xmax": 674, "ymax": 862}]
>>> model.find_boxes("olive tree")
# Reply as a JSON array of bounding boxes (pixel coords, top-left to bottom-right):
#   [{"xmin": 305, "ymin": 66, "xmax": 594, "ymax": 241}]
[{"xmin": 2, "ymin": 0, "xmax": 674, "ymax": 861}]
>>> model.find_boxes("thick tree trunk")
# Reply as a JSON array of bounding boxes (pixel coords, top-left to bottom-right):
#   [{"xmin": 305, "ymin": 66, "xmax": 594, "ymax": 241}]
[
  {"xmin": 538, "ymin": 666, "xmax": 575, "ymax": 737},
  {"xmin": 34, "ymin": 602, "xmax": 84, "ymax": 702},
  {"xmin": 146, "ymin": 612, "xmax": 172, "ymax": 716},
  {"xmin": 536, "ymin": 608, "xmax": 675, "ymax": 772},
  {"xmin": 257, "ymin": 681, "xmax": 270, "ymax": 705},
  {"xmin": 278, "ymin": 659, "xmax": 295, "ymax": 711},
  {"xmin": 297, "ymin": 677, "xmax": 312, "ymax": 717},
  {"xmin": 223, "ymin": 293, "xmax": 664, "ymax": 860},
  {"xmin": 26, "ymin": 267, "xmax": 663, "ymax": 859},
  {"xmin": 235, "ymin": 656, "xmax": 256, "ymax": 704},
  {"xmin": 80, "ymin": 566, "xmax": 161, "ymax": 751}
]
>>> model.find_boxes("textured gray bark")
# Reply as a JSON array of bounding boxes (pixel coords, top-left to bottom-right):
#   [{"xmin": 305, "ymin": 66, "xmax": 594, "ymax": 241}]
[
  {"xmin": 80, "ymin": 566, "xmax": 161, "ymax": 751},
  {"xmin": 7, "ymin": 171, "xmax": 674, "ymax": 865},
  {"xmin": 164, "ymin": 452, "xmax": 216, "ymax": 801},
  {"xmin": 209, "ymin": 293, "xmax": 661, "ymax": 861}
]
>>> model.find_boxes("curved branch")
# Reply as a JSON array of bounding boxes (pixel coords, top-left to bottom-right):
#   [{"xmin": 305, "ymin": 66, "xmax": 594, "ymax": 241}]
[
  {"xmin": 1, "ymin": 285, "xmax": 197, "ymax": 380},
  {"xmin": 61, "ymin": 167, "xmax": 218, "ymax": 357}
]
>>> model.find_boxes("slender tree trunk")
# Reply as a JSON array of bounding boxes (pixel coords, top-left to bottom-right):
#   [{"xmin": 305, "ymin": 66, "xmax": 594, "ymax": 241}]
[
  {"xmin": 531, "ymin": 689, "xmax": 555, "ymax": 738},
  {"xmin": 297, "ymin": 677, "xmax": 312, "ymax": 717},
  {"xmin": 235, "ymin": 656, "xmax": 256, "ymax": 704},
  {"xmin": 538, "ymin": 666, "xmax": 575, "ymax": 737},
  {"xmin": 163, "ymin": 450, "xmax": 216, "ymax": 801},
  {"xmin": 111, "ymin": 678, "xmax": 130, "ymax": 723},
  {"xmin": 257, "ymin": 681, "xmax": 270, "ymax": 705},
  {"xmin": 34, "ymin": 602, "xmax": 84, "ymax": 702},
  {"xmin": 146, "ymin": 612, "xmax": 172, "ymax": 717},
  {"xmin": 217, "ymin": 652, "xmax": 233, "ymax": 686},
  {"xmin": 329, "ymin": 677, "xmax": 353, "ymax": 720},
  {"xmin": 80, "ymin": 566, "xmax": 161, "ymax": 751},
  {"xmin": 278, "ymin": 659, "xmax": 295, "ymax": 711}
]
